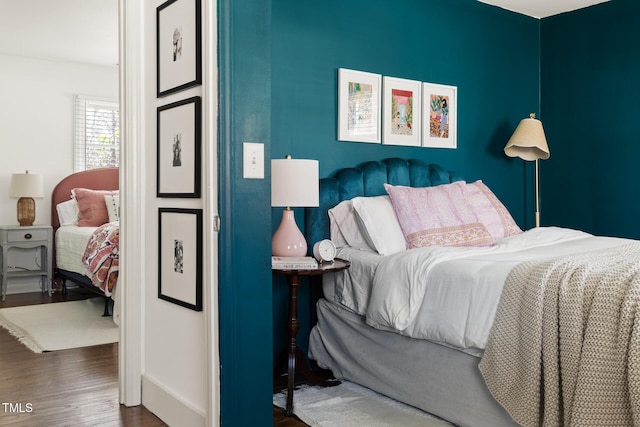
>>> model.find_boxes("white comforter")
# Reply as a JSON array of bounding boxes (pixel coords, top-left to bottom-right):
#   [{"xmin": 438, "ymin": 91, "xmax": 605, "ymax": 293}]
[{"xmin": 340, "ymin": 227, "xmax": 630, "ymax": 355}]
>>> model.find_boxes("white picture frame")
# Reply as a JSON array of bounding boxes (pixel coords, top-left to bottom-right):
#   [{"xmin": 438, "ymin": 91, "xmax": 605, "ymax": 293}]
[
  {"xmin": 382, "ymin": 76, "xmax": 422, "ymax": 146},
  {"xmin": 422, "ymin": 82, "xmax": 457, "ymax": 149},
  {"xmin": 337, "ymin": 68, "xmax": 382, "ymax": 143}
]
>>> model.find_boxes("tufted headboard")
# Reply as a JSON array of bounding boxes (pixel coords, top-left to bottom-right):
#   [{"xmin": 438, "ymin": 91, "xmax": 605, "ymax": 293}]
[{"xmin": 304, "ymin": 158, "xmax": 464, "ymax": 249}]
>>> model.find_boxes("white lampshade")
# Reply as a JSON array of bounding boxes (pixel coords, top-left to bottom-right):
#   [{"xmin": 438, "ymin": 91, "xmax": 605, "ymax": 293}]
[
  {"xmin": 271, "ymin": 157, "xmax": 319, "ymax": 257},
  {"xmin": 271, "ymin": 158, "xmax": 319, "ymax": 208},
  {"xmin": 504, "ymin": 114, "xmax": 550, "ymax": 161},
  {"xmin": 9, "ymin": 171, "xmax": 44, "ymax": 198}
]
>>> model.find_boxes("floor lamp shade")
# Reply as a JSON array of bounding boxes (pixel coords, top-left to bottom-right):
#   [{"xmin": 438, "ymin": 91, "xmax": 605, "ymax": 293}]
[
  {"xmin": 271, "ymin": 158, "xmax": 319, "ymax": 257},
  {"xmin": 9, "ymin": 171, "xmax": 44, "ymax": 226},
  {"xmin": 504, "ymin": 114, "xmax": 550, "ymax": 161},
  {"xmin": 504, "ymin": 114, "xmax": 550, "ymax": 228}
]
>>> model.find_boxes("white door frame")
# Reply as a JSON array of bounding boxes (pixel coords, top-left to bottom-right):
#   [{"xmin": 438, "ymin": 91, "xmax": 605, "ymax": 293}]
[
  {"xmin": 118, "ymin": 0, "xmax": 144, "ymax": 407},
  {"xmin": 202, "ymin": 0, "xmax": 221, "ymax": 424},
  {"xmin": 118, "ymin": 1, "xmax": 219, "ymax": 425}
]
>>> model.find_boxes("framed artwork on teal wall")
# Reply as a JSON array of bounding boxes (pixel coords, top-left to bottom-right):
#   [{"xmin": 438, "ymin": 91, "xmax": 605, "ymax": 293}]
[
  {"xmin": 158, "ymin": 208, "xmax": 203, "ymax": 311},
  {"xmin": 382, "ymin": 76, "xmax": 422, "ymax": 147},
  {"xmin": 156, "ymin": 0, "xmax": 202, "ymax": 97},
  {"xmin": 337, "ymin": 68, "xmax": 382, "ymax": 143},
  {"xmin": 422, "ymin": 82, "xmax": 457, "ymax": 149}
]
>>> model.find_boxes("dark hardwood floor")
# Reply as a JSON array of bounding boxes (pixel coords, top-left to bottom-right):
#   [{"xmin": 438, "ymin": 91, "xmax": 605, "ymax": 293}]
[
  {"xmin": 1, "ymin": 290, "xmax": 312, "ymax": 426},
  {"xmin": 0, "ymin": 290, "xmax": 165, "ymax": 426},
  {"xmin": 273, "ymin": 407, "xmax": 308, "ymax": 426}
]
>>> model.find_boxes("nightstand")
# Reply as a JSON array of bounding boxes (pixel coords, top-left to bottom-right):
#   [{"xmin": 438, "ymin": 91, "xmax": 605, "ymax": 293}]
[
  {"xmin": 0, "ymin": 224, "xmax": 53, "ymax": 301},
  {"xmin": 273, "ymin": 258, "xmax": 351, "ymax": 416}
]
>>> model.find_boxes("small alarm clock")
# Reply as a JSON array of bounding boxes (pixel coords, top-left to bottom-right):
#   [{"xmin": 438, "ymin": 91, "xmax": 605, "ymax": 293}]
[{"xmin": 313, "ymin": 239, "xmax": 337, "ymax": 263}]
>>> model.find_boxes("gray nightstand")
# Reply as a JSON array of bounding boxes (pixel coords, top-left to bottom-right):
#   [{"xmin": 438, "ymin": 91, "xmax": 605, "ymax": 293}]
[{"xmin": 0, "ymin": 224, "xmax": 53, "ymax": 301}]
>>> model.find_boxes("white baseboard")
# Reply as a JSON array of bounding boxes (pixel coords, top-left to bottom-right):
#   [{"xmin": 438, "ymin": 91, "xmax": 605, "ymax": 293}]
[{"xmin": 142, "ymin": 374, "xmax": 206, "ymax": 427}]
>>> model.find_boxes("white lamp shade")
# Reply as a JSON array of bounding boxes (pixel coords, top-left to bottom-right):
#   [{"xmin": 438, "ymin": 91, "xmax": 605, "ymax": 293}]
[
  {"xmin": 271, "ymin": 159, "xmax": 319, "ymax": 207},
  {"xmin": 9, "ymin": 172, "xmax": 44, "ymax": 198},
  {"xmin": 504, "ymin": 116, "xmax": 550, "ymax": 161}
]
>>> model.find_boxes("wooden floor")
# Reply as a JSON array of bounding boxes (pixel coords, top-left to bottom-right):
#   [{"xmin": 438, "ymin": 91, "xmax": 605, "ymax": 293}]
[
  {"xmin": 273, "ymin": 407, "xmax": 309, "ymax": 426},
  {"xmin": 0, "ymin": 290, "xmax": 165, "ymax": 426},
  {"xmin": 1, "ymin": 291, "xmax": 311, "ymax": 426}
]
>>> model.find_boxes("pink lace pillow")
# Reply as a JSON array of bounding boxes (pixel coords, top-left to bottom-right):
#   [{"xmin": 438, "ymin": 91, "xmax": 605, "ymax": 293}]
[
  {"xmin": 72, "ymin": 188, "xmax": 118, "ymax": 227},
  {"xmin": 384, "ymin": 181, "xmax": 494, "ymax": 248},
  {"xmin": 465, "ymin": 181, "xmax": 522, "ymax": 242}
]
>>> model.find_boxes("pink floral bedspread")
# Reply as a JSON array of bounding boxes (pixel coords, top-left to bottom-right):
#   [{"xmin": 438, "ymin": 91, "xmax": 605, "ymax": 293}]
[{"xmin": 82, "ymin": 221, "xmax": 119, "ymax": 297}]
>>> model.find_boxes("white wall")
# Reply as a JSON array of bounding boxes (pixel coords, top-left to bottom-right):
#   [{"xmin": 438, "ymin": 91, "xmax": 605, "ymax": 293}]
[
  {"xmin": 138, "ymin": 1, "xmax": 210, "ymax": 424},
  {"xmin": 0, "ymin": 53, "xmax": 119, "ymax": 226},
  {"xmin": 0, "ymin": 53, "xmax": 118, "ymax": 293}
]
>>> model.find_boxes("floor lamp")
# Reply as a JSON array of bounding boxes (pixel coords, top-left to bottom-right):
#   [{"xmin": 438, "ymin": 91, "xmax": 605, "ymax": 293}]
[
  {"xmin": 271, "ymin": 156, "xmax": 319, "ymax": 257},
  {"xmin": 504, "ymin": 113, "xmax": 550, "ymax": 228}
]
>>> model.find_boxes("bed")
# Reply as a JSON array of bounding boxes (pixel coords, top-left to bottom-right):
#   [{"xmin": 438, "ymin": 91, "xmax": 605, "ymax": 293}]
[
  {"xmin": 305, "ymin": 158, "xmax": 640, "ymax": 427},
  {"xmin": 51, "ymin": 168, "xmax": 119, "ymax": 317}
]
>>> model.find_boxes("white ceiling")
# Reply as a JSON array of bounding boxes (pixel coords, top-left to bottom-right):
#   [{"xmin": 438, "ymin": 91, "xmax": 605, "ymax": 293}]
[
  {"xmin": 478, "ymin": 0, "xmax": 611, "ymax": 19},
  {"xmin": 0, "ymin": 0, "xmax": 611, "ymax": 67},
  {"xmin": 0, "ymin": 0, "xmax": 118, "ymax": 66}
]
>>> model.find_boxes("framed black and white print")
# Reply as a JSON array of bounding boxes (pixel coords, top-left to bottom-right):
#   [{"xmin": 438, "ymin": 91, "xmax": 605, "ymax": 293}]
[
  {"xmin": 157, "ymin": 96, "xmax": 201, "ymax": 198},
  {"xmin": 156, "ymin": 0, "xmax": 202, "ymax": 97},
  {"xmin": 158, "ymin": 208, "xmax": 203, "ymax": 311}
]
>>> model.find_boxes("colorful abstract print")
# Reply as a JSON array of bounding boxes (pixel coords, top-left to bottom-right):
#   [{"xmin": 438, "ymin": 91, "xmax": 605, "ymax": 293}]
[{"xmin": 429, "ymin": 94, "xmax": 449, "ymax": 138}]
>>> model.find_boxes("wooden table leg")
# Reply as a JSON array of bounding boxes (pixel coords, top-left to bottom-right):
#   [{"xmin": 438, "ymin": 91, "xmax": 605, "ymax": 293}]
[
  {"xmin": 285, "ymin": 274, "xmax": 299, "ymax": 416},
  {"xmin": 283, "ymin": 274, "xmax": 340, "ymax": 416}
]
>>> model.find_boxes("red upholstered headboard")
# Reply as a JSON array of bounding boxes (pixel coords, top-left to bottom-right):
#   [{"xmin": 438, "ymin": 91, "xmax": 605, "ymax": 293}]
[
  {"xmin": 51, "ymin": 168, "xmax": 119, "ymax": 284},
  {"xmin": 51, "ymin": 167, "xmax": 120, "ymax": 232}
]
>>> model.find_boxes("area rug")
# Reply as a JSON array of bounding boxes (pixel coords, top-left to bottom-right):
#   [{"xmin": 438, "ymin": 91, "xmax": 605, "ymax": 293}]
[
  {"xmin": 273, "ymin": 380, "xmax": 454, "ymax": 426},
  {"xmin": 0, "ymin": 298, "xmax": 118, "ymax": 353}
]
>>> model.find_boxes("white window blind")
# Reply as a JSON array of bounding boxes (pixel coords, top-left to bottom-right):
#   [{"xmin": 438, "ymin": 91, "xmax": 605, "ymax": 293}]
[{"xmin": 74, "ymin": 95, "xmax": 120, "ymax": 172}]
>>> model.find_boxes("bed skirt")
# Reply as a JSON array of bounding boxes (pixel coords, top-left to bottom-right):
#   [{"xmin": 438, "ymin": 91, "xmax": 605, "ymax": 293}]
[{"xmin": 308, "ymin": 298, "xmax": 518, "ymax": 427}]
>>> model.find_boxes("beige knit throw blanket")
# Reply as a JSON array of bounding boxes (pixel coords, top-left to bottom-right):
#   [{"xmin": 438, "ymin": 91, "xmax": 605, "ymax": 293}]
[{"xmin": 479, "ymin": 242, "xmax": 640, "ymax": 426}]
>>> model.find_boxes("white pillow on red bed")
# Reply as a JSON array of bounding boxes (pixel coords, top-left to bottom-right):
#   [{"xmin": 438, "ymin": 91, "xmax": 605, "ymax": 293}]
[
  {"xmin": 72, "ymin": 188, "xmax": 118, "ymax": 227},
  {"xmin": 329, "ymin": 196, "xmax": 406, "ymax": 256},
  {"xmin": 56, "ymin": 199, "xmax": 79, "ymax": 226},
  {"xmin": 104, "ymin": 194, "xmax": 120, "ymax": 222},
  {"xmin": 465, "ymin": 180, "xmax": 522, "ymax": 242},
  {"xmin": 384, "ymin": 181, "xmax": 494, "ymax": 248}
]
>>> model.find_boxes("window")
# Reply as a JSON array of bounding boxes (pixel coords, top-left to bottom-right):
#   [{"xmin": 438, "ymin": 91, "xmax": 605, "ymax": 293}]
[{"xmin": 74, "ymin": 95, "xmax": 120, "ymax": 171}]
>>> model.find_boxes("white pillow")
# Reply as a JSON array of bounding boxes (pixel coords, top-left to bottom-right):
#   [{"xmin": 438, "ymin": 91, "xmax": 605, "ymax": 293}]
[
  {"xmin": 351, "ymin": 195, "xmax": 407, "ymax": 256},
  {"xmin": 328, "ymin": 200, "xmax": 374, "ymax": 251},
  {"xmin": 56, "ymin": 199, "xmax": 79, "ymax": 226},
  {"xmin": 104, "ymin": 194, "xmax": 120, "ymax": 222}
]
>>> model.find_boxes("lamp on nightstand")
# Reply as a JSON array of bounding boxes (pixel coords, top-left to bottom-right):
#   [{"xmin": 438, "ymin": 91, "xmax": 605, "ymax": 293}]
[
  {"xmin": 504, "ymin": 113, "xmax": 550, "ymax": 227},
  {"xmin": 9, "ymin": 170, "xmax": 44, "ymax": 226},
  {"xmin": 271, "ymin": 156, "xmax": 319, "ymax": 257}
]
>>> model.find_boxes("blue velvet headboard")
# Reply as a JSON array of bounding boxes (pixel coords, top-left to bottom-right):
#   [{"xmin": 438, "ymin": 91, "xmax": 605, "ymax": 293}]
[{"xmin": 304, "ymin": 158, "xmax": 464, "ymax": 249}]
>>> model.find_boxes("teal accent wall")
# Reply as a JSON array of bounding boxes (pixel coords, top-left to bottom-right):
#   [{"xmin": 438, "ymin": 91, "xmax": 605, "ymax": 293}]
[
  {"xmin": 219, "ymin": 0, "xmax": 541, "ymax": 425},
  {"xmin": 540, "ymin": 0, "xmax": 640, "ymax": 238},
  {"xmin": 218, "ymin": 0, "xmax": 274, "ymax": 425},
  {"xmin": 271, "ymin": 0, "xmax": 540, "ymax": 371}
]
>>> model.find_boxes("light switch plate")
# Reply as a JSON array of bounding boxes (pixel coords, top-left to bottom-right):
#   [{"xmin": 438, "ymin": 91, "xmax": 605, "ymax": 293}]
[{"xmin": 243, "ymin": 142, "xmax": 264, "ymax": 179}]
